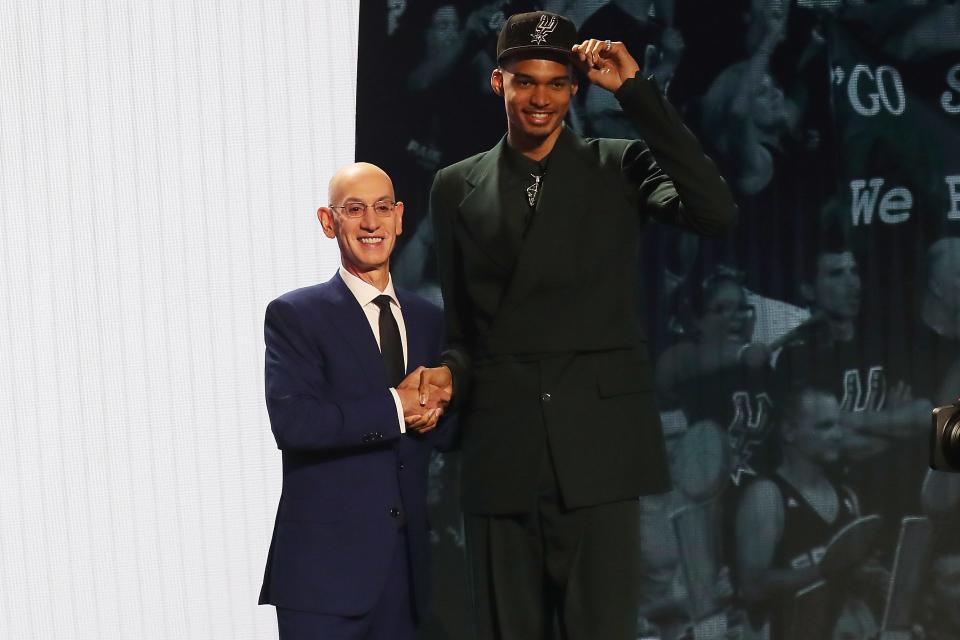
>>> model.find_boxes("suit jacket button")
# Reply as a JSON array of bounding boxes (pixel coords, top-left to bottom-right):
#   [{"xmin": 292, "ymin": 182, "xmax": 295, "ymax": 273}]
[
  {"xmin": 389, "ymin": 507, "xmax": 401, "ymax": 518},
  {"xmin": 399, "ymin": 463, "xmax": 405, "ymax": 471},
  {"xmin": 541, "ymin": 392, "xmax": 551, "ymax": 402}
]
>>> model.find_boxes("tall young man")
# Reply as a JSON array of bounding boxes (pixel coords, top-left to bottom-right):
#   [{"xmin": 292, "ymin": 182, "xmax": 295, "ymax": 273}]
[{"xmin": 412, "ymin": 12, "xmax": 737, "ymax": 638}]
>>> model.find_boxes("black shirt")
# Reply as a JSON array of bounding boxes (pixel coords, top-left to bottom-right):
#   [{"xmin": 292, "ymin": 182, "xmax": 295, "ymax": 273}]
[
  {"xmin": 502, "ymin": 141, "xmax": 551, "ymax": 239},
  {"xmin": 773, "ymin": 320, "xmax": 890, "ymax": 411},
  {"xmin": 762, "ymin": 473, "xmax": 859, "ymax": 640},
  {"xmin": 669, "ymin": 355, "xmax": 777, "ymax": 486},
  {"xmin": 896, "ymin": 321, "xmax": 960, "ymax": 407}
]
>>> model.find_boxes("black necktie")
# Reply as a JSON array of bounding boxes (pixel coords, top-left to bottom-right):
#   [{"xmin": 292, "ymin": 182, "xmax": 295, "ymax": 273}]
[{"xmin": 373, "ymin": 295, "xmax": 404, "ymax": 386}]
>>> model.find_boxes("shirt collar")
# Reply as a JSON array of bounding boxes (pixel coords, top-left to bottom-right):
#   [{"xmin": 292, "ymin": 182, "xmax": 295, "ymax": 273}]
[
  {"xmin": 503, "ymin": 138, "xmax": 552, "ymax": 178},
  {"xmin": 338, "ymin": 266, "xmax": 400, "ymax": 308}
]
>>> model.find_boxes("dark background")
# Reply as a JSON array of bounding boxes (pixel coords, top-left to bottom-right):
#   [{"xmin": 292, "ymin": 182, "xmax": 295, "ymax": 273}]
[{"xmin": 357, "ymin": 1, "xmax": 960, "ymax": 638}]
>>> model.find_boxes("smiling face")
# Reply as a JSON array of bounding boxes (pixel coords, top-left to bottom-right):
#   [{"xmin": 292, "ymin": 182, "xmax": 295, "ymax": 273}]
[
  {"xmin": 696, "ymin": 280, "xmax": 754, "ymax": 345},
  {"xmin": 318, "ymin": 163, "xmax": 403, "ymax": 283},
  {"xmin": 492, "ymin": 56, "xmax": 577, "ymax": 151}
]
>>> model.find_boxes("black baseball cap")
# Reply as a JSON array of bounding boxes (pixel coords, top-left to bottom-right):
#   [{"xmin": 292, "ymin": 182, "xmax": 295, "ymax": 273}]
[{"xmin": 496, "ymin": 11, "xmax": 579, "ymax": 66}]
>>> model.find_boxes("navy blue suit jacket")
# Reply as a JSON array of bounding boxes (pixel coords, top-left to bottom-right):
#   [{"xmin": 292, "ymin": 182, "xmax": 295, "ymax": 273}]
[{"xmin": 258, "ymin": 272, "xmax": 446, "ymax": 617}]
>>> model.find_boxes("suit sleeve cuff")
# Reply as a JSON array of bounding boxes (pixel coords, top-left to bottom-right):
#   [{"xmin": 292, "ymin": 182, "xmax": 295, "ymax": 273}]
[{"xmin": 389, "ymin": 388, "xmax": 406, "ymax": 434}]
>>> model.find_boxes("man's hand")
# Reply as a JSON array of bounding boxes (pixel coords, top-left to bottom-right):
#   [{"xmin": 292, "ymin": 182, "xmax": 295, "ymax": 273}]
[
  {"xmin": 396, "ymin": 366, "xmax": 454, "ymax": 435},
  {"xmin": 819, "ymin": 515, "xmax": 882, "ymax": 578},
  {"xmin": 571, "ymin": 39, "xmax": 641, "ymax": 93},
  {"xmin": 399, "ymin": 365, "xmax": 454, "ymax": 407},
  {"xmin": 396, "ymin": 384, "xmax": 446, "ymax": 435}
]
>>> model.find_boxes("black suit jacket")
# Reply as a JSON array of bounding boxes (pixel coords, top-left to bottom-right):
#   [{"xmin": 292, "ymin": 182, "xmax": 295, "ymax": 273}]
[{"xmin": 430, "ymin": 76, "xmax": 737, "ymax": 514}]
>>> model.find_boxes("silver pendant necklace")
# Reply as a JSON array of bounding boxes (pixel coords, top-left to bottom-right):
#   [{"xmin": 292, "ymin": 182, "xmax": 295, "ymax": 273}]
[{"xmin": 526, "ymin": 174, "xmax": 542, "ymax": 208}]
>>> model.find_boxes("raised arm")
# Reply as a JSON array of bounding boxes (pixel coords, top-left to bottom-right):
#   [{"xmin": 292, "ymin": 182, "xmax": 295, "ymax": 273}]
[{"xmin": 616, "ymin": 75, "xmax": 738, "ymax": 236}]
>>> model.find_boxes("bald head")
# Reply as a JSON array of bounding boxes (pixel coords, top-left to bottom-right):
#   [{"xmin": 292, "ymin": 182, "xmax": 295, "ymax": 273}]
[
  {"xmin": 328, "ymin": 162, "xmax": 395, "ymax": 206},
  {"xmin": 318, "ymin": 162, "xmax": 404, "ymax": 290}
]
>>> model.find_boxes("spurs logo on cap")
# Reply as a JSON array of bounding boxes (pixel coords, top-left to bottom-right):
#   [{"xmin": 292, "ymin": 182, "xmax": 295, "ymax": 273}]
[{"xmin": 530, "ymin": 14, "xmax": 557, "ymax": 45}]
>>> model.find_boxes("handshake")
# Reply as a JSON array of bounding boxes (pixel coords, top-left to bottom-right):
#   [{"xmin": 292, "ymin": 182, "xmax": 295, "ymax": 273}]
[{"xmin": 396, "ymin": 365, "xmax": 454, "ymax": 435}]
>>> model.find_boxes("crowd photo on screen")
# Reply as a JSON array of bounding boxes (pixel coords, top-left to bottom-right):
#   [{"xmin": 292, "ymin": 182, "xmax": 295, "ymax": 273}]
[{"xmin": 354, "ymin": 1, "xmax": 960, "ymax": 638}]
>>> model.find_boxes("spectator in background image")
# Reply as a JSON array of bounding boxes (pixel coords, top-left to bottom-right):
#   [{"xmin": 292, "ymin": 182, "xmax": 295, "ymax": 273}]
[
  {"xmin": 734, "ymin": 386, "xmax": 881, "ymax": 640},
  {"xmin": 774, "ymin": 239, "xmax": 930, "ymax": 557},
  {"xmin": 775, "ymin": 241, "xmax": 929, "ymax": 450},
  {"xmin": 645, "ymin": 267, "xmax": 777, "ymax": 639},
  {"xmin": 657, "ymin": 266, "xmax": 776, "ymax": 487},
  {"xmin": 699, "ymin": 0, "xmax": 797, "ymax": 196},
  {"xmin": 700, "ymin": 62, "xmax": 793, "ymax": 196},
  {"xmin": 908, "ymin": 237, "xmax": 960, "ymax": 407}
]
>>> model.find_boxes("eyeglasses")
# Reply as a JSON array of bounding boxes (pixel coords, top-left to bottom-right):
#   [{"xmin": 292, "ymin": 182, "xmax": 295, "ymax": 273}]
[{"xmin": 329, "ymin": 200, "xmax": 398, "ymax": 218}]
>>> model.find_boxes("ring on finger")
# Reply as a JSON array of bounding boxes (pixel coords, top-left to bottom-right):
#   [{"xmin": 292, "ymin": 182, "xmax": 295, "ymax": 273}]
[{"xmin": 604, "ymin": 39, "xmax": 612, "ymax": 51}]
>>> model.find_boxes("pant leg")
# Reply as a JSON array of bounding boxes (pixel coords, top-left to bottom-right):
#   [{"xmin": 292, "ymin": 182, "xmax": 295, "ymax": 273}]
[
  {"xmin": 534, "ymin": 449, "xmax": 640, "ymax": 640},
  {"xmin": 277, "ymin": 531, "xmax": 417, "ymax": 640},
  {"xmin": 464, "ymin": 509, "xmax": 549, "ymax": 640},
  {"xmin": 464, "ymin": 449, "xmax": 641, "ymax": 640},
  {"xmin": 276, "ymin": 607, "xmax": 368, "ymax": 640},
  {"xmin": 553, "ymin": 497, "xmax": 640, "ymax": 640},
  {"xmin": 368, "ymin": 530, "xmax": 418, "ymax": 640}
]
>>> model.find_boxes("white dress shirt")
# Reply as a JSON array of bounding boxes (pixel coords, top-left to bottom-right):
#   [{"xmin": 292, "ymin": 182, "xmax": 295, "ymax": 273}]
[{"xmin": 338, "ymin": 267, "xmax": 408, "ymax": 433}]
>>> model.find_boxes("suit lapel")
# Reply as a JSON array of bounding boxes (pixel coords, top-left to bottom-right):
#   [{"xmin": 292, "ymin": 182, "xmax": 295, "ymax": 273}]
[
  {"xmin": 458, "ymin": 136, "xmax": 527, "ymax": 274},
  {"xmin": 322, "ymin": 274, "xmax": 389, "ymax": 389},
  {"xmin": 500, "ymin": 127, "xmax": 597, "ymax": 306}
]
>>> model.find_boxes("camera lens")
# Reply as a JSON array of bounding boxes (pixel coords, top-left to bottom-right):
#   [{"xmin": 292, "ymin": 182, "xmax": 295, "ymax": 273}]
[{"xmin": 943, "ymin": 413, "xmax": 960, "ymax": 469}]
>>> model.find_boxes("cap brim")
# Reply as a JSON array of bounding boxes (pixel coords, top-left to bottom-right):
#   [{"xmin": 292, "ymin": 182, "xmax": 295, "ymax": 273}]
[{"xmin": 497, "ymin": 45, "xmax": 577, "ymax": 65}]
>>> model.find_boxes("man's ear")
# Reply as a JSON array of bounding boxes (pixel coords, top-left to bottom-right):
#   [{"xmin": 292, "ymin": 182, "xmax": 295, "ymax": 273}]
[
  {"xmin": 318, "ymin": 207, "xmax": 337, "ymax": 239},
  {"xmin": 490, "ymin": 68, "xmax": 503, "ymax": 97},
  {"xmin": 394, "ymin": 201, "xmax": 404, "ymax": 237}
]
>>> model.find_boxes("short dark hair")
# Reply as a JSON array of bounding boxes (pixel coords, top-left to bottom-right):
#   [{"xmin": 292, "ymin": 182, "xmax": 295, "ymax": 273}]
[
  {"xmin": 668, "ymin": 264, "xmax": 745, "ymax": 337},
  {"xmin": 800, "ymin": 214, "xmax": 854, "ymax": 285}
]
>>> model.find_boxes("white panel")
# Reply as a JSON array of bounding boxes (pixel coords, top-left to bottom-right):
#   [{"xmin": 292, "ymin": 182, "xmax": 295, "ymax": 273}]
[{"xmin": 0, "ymin": 1, "xmax": 359, "ymax": 637}]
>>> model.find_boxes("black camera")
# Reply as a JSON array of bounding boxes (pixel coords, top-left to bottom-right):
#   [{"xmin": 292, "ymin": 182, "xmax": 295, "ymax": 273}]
[{"xmin": 931, "ymin": 402, "xmax": 960, "ymax": 471}]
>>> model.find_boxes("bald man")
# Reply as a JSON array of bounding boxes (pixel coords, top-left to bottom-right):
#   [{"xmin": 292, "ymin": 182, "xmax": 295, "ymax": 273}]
[
  {"xmin": 258, "ymin": 163, "xmax": 451, "ymax": 640},
  {"xmin": 905, "ymin": 236, "xmax": 960, "ymax": 406}
]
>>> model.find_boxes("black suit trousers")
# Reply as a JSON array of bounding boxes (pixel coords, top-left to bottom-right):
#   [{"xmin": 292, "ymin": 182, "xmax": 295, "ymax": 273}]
[{"xmin": 464, "ymin": 449, "xmax": 641, "ymax": 640}]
